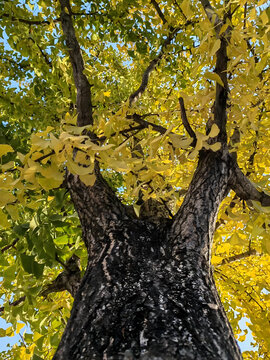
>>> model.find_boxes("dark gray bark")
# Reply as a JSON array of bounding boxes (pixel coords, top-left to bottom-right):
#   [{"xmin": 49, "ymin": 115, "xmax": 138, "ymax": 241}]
[
  {"xmin": 53, "ymin": 1, "xmax": 270, "ymax": 358},
  {"xmin": 53, "ymin": 150, "xmax": 243, "ymax": 360}
]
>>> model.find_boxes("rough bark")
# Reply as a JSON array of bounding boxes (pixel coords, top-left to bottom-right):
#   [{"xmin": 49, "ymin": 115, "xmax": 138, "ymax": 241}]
[{"xmin": 53, "ymin": 150, "xmax": 242, "ymax": 360}]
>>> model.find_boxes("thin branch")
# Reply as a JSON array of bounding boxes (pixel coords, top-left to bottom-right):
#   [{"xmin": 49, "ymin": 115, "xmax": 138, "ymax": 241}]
[
  {"xmin": 129, "ymin": 20, "xmax": 193, "ymax": 106},
  {"xmin": 150, "ymin": 0, "xmax": 167, "ymax": 24},
  {"xmin": 0, "ymin": 13, "xmax": 51, "ymax": 25},
  {"xmin": 178, "ymin": 97, "xmax": 196, "ymax": 146},
  {"xmin": 28, "ymin": 37, "xmax": 52, "ymax": 67},
  {"xmin": 217, "ymin": 249, "xmax": 258, "ymax": 266},
  {"xmin": 126, "ymin": 113, "xmax": 169, "ymax": 135},
  {"xmin": 1, "ymin": 238, "xmax": 19, "ymax": 253},
  {"xmin": 0, "ymin": 296, "xmax": 26, "ymax": 313}
]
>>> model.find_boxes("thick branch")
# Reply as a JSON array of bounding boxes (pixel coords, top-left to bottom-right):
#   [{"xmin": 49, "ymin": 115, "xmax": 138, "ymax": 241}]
[
  {"xmin": 200, "ymin": 0, "xmax": 231, "ymax": 142},
  {"xmin": 229, "ymin": 163, "xmax": 270, "ymax": 206},
  {"xmin": 40, "ymin": 255, "xmax": 81, "ymax": 298},
  {"xmin": 59, "ymin": 0, "xmax": 93, "ymax": 126}
]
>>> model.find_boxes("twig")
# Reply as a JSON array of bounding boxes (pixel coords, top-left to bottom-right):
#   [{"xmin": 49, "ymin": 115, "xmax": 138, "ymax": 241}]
[
  {"xmin": 1, "ymin": 238, "xmax": 20, "ymax": 253},
  {"xmin": 178, "ymin": 97, "xmax": 196, "ymax": 145},
  {"xmin": 217, "ymin": 249, "xmax": 258, "ymax": 266},
  {"xmin": 0, "ymin": 296, "xmax": 26, "ymax": 313},
  {"xmin": 126, "ymin": 113, "xmax": 169, "ymax": 135},
  {"xmin": 129, "ymin": 19, "xmax": 193, "ymax": 106}
]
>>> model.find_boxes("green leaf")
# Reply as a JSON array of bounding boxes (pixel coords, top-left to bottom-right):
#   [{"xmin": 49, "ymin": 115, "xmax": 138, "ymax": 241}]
[{"xmin": 20, "ymin": 254, "xmax": 44, "ymax": 278}]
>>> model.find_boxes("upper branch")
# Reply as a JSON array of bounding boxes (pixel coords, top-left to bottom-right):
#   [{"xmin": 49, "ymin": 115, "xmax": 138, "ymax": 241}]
[
  {"xmin": 150, "ymin": 0, "xmax": 168, "ymax": 24},
  {"xmin": 200, "ymin": 0, "xmax": 231, "ymax": 143},
  {"xmin": 179, "ymin": 97, "xmax": 196, "ymax": 146},
  {"xmin": 59, "ymin": 0, "xmax": 93, "ymax": 126},
  {"xmin": 229, "ymin": 162, "xmax": 270, "ymax": 207},
  {"xmin": 129, "ymin": 21, "xmax": 191, "ymax": 106}
]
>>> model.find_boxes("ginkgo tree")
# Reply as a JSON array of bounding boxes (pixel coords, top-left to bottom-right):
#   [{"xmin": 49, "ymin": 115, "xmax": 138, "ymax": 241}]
[{"xmin": 0, "ymin": 0, "xmax": 270, "ymax": 359}]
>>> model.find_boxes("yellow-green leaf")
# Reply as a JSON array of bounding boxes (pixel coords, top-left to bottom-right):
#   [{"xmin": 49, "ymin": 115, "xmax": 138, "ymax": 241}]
[
  {"xmin": 0, "ymin": 144, "xmax": 14, "ymax": 158},
  {"xmin": 204, "ymin": 71, "xmax": 224, "ymax": 87}
]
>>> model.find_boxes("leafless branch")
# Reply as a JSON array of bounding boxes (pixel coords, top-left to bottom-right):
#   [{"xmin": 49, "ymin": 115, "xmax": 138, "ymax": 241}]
[
  {"xmin": 216, "ymin": 249, "xmax": 258, "ymax": 266},
  {"xmin": 150, "ymin": 0, "xmax": 167, "ymax": 24},
  {"xmin": 229, "ymin": 162, "xmax": 270, "ymax": 207},
  {"xmin": 0, "ymin": 296, "xmax": 26, "ymax": 313},
  {"xmin": 129, "ymin": 20, "xmax": 193, "ymax": 106},
  {"xmin": 1, "ymin": 238, "xmax": 19, "ymax": 253},
  {"xmin": 28, "ymin": 37, "xmax": 52, "ymax": 67},
  {"xmin": 178, "ymin": 97, "xmax": 196, "ymax": 146},
  {"xmin": 126, "ymin": 113, "xmax": 169, "ymax": 135}
]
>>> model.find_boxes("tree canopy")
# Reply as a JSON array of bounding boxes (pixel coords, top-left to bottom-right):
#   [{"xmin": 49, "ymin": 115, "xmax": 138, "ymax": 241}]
[{"xmin": 0, "ymin": 0, "xmax": 269, "ymax": 359}]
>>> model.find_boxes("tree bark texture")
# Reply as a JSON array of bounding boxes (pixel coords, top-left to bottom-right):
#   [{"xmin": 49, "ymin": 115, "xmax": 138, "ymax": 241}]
[{"xmin": 53, "ymin": 150, "xmax": 243, "ymax": 360}]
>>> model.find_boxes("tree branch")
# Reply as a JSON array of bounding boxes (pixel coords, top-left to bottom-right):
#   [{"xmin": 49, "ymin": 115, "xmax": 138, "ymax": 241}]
[
  {"xmin": 200, "ymin": 0, "xmax": 231, "ymax": 143},
  {"xmin": 150, "ymin": 0, "xmax": 167, "ymax": 24},
  {"xmin": 126, "ymin": 113, "xmax": 169, "ymax": 135},
  {"xmin": 229, "ymin": 162, "xmax": 270, "ymax": 207},
  {"xmin": 178, "ymin": 97, "xmax": 196, "ymax": 146},
  {"xmin": 0, "ymin": 296, "xmax": 26, "ymax": 313},
  {"xmin": 216, "ymin": 249, "xmax": 258, "ymax": 266},
  {"xmin": 129, "ymin": 21, "xmax": 192, "ymax": 106},
  {"xmin": 1, "ymin": 238, "xmax": 19, "ymax": 253},
  {"xmin": 59, "ymin": 0, "xmax": 93, "ymax": 127}
]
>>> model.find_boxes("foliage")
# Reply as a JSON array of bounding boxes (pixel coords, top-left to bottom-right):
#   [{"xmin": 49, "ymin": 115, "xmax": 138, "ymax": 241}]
[{"xmin": 0, "ymin": 0, "xmax": 269, "ymax": 358}]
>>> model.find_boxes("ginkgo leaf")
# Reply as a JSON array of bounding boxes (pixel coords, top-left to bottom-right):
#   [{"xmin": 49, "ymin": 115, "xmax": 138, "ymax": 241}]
[
  {"xmin": 209, "ymin": 142, "xmax": 221, "ymax": 151},
  {"xmin": 210, "ymin": 39, "xmax": 221, "ymax": 57},
  {"xmin": 169, "ymin": 134, "xmax": 193, "ymax": 148},
  {"xmin": 204, "ymin": 71, "xmax": 224, "ymax": 87},
  {"xmin": 0, "ymin": 190, "xmax": 16, "ymax": 206},
  {"xmin": 208, "ymin": 124, "xmax": 220, "ymax": 138},
  {"xmin": 0, "ymin": 144, "xmax": 14, "ymax": 158},
  {"xmin": 79, "ymin": 174, "xmax": 96, "ymax": 186},
  {"xmin": 38, "ymin": 177, "xmax": 63, "ymax": 191}
]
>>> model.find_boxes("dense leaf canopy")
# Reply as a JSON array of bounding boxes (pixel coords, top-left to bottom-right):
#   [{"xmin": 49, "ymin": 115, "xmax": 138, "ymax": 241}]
[{"xmin": 0, "ymin": 0, "xmax": 269, "ymax": 359}]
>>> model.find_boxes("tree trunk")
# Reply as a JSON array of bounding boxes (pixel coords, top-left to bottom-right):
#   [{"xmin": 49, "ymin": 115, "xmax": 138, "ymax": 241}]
[{"xmin": 53, "ymin": 150, "xmax": 242, "ymax": 360}]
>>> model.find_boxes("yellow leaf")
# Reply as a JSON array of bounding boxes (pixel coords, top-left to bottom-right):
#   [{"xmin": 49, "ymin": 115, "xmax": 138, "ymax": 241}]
[
  {"xmin": 210, "ymin": 39, "xmax": 221, "ymax": 57},
  {"xmin": 67, "ymin": 158, "xmax": 94, "ymax": 175},
  {"xmin": 133, "ymin": 203, "xmax": 141, "ymax": 217},
  {"xmin": 208, "ymin": 124, "xmax": 220, "ymax": 138},
  {"xmin": 109, "ymin": 159, "xmax": 130, "ymax": 172},
  {"xmin": 204, "ymin": 71, "xmax": 224, "ymax": 87},
  {"xmin": 6, "ymin": 204, "xmax": 20, "ymax": 221},
  {"xmin": 103, "ymin": 91, "xmax": 111, "ymax": 97},
  {"xmin": 38, "ymin": 177, "xmax": 63, "ymax": 191},
  {"xmin": 16, "ymin": 323, "xmax": 25, "ymax": 334},
  {"xmin": 40, "ymin": 164, "xmax": 63, "ymax": 181},
  {"xmin": 0, "ymin": 209, "xmax": 10, "ymax": 228},
  {"xmin": 33, "ymin": 332, "xmax": 43, "ymax": 342},
  {"xmin": 169, "ymin": 134, "xmax": 193, "ymax": 149},
  {"xmin": 219, "ymin": 23, "xmax": 229, "ymax": 35},
  {"xmin": 209, "ymin": 142, "xmax": 221, "ymax": 151},
  {"xmin": 261, "ymin": 11, "xmax": 268, "ymax": 26},
  {"xmin": 0, "ymin": 190, "xmax": 16, "ymax": 206},
  {"xmin": 0, "ymin": 144, "xmax": 14, "ymax": 158},
  {"xmin": 79, "ymin": 174, "xmax": 96, "ymax": 186},
  {"xmin": 180, "ymin": 0, "xmax": 193, "ymax": 19}
]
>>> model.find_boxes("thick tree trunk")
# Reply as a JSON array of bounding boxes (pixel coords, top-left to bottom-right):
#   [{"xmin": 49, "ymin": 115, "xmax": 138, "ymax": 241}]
[{"xmin": 53, "ymin": 151, "xmax": 242, "ymax": 360}]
